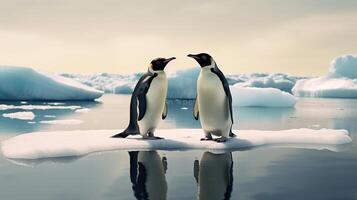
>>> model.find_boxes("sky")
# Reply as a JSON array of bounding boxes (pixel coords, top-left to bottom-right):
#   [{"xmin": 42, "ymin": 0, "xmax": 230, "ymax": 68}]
[{"xmin": 0, "ymin": 0, "xmax": 356, "ymax": 75}]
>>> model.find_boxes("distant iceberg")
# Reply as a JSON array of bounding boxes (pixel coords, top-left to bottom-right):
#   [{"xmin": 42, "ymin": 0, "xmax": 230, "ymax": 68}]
[
  {"xmin": 64, "ymin": 68, "xmax": 304, "ymax": 95},
  {"xmin": 231, "ymin": 86, "xmax": 297, "ymax": 107},
  {"xmin": 64, "ymin": 68, "xmax": 298, "ymax": 106},
  {"xmin": 0, "ymin": 66, "xmax": 103, "ymax": 101},
  {"xmin": 293, "ymin": 55, "xmax": 357, "ymax": 98},
  {"xmin": 231, "ymin": 73, "xmax": 304, "ymax": 93}
]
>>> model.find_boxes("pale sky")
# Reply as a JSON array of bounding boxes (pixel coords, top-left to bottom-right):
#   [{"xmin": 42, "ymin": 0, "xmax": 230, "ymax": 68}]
[{"xmin": 0, "ymin": 0, "xmax": 356, "ymax": 75}]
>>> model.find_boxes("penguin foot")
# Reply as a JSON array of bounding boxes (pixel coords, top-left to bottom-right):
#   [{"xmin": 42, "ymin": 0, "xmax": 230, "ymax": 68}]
[
  {"xmin": 229, "ymin": 132, "xmax": 237, "ymax": 138},
  {"xmin": 200, "ymin": 137, "xmax": 213, "ymax": 141},
  {"xmin": 214, "ymin": 137, "xmax": 227, "ymax": 143},
  {"xmin": 142, "ymin": 135, "xmax": 164, "ymax": 140}
]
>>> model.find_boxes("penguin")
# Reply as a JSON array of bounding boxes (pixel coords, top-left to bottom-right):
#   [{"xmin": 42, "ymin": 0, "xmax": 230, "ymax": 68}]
[
  {"xmin": 112, "ymin": 57, "xmax": 176, "ymax": 139},
  {"xmin": 128, "ymin": 151, "xmax": 168, "ymax": 200},
  {"xmin": 187, "ymin": 53, "xmax": 236, "ymax": 142},
  {"xmin": 194, "ymin": 151, "xmax": 234, "ymax": 200}
]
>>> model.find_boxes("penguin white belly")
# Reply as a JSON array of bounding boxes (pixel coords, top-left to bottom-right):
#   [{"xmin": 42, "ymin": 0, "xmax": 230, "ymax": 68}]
[
  {"xmin": 198, "ymin": 69, "xmax": 231, "ymax": 137},
  {"xmin": 138, "ymin": 73, "xmax": 167, "ymax": 135},
  {"xmin": 198, "ymin": 152, "xmax": 232, "ymax": 200},
  {"xmin": 138, "ymin": 151, "xmax": 167, "ymax": 200}
]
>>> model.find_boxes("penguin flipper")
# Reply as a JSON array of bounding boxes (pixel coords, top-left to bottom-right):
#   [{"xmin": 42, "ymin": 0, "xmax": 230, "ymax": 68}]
[
  {"xmin": 137, "ymin": 73, "xmax": 158, "ymax": 121},
  {"xmin": 193, "ymin": 96, "xmax": 199, "ymax": 120},
  {"xmin": 162, "ymin": 101, "xmax": 167, "ymax": 119},
  {"xmin": 210, "ymin": 67, "xmax": 234, "ymax": 124}
]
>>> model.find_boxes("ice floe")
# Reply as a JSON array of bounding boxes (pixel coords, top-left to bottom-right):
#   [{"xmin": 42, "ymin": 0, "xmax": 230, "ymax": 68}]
[
  {"xmin": 1, "ymin": 128, "xmax": 351, "ymax": 159},
  {"xmin": 39, "ymin": 119, "xmax": 83, "ymax": 125},
  {"xmin": 293, "ymin": 54, "xmax": 357, "ymax": 98},
  {"xmin": 0, "ymin": 104, "xmax": 81, "ymax": 110},
  {"xmin": 75, "ymin": 108, "xmax": 91, "ymax": 113},
  {"xmin": 0, "ymin": 66, "xmax": 103, "ymax": 100},
  {"xmin": 2, "ymin": 111, "xmax": 35, "ymax": 120}
]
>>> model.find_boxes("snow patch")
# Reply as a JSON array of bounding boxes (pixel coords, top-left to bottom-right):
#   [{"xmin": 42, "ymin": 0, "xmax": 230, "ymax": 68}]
[
  {"xmin": 2, "ymin": 111, "xmax": 35, "ymax": 120},
  {"xmin": 1, "ymin": 128, "xmax": 351, "ymax": 159},
  {"xmin": 0, "ymin": 66, "xmax": 103, "ymax": 101}
]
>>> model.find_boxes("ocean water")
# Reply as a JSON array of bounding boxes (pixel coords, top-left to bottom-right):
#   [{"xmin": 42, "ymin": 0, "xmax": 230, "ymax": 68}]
[{"xmin": 0, "ymin": 95, "xmax": 357, "ymax": 200}]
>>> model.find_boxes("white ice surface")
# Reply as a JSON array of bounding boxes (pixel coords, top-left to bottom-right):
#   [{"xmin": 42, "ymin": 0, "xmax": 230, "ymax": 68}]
[
  {"xmin": 0, "ymin": 66, "xmax": 103, "ymax": 100},
  {"xmin": 2, "ymin": 111, "xmax": 35, "ymax": 120},
  {"xmin": 1, "ymin": 128, "xmax": 351, "ymax": 159},
  {"xmin": 293, "ymin": 54, "xmax": 357, "ymax": 98}
]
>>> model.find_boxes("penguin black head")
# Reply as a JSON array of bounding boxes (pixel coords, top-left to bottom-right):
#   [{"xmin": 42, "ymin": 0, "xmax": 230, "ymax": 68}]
[
  {"xmin": 187, "ymin": 53, "xmax": 213, "ymax": 68},
  {"xmin": 150, "ymin": 57, "xmax": 176, "ymax": 71}
]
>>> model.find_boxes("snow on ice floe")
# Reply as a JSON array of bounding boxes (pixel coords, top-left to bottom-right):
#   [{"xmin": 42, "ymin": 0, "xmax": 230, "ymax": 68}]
[
  {"xmin": 0, "ymin": 66, "xmax": 103, "ymax": 101},
  {"xmin": 1, "ymin": 129, "xmax": 351, "ymax": 160},
  {"xmin": 293, "ymin": 54, "xmax": 357, "ymax": 98},
  {"xmin": 2, "ymin": 111, "xmax": 35, "ymax": 120}
]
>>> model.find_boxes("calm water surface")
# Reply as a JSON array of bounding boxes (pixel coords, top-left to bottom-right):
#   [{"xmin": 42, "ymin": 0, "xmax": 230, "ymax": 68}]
[{"xmin": 0, "ymin": 95, "xmax": 357, "ymax": 200}]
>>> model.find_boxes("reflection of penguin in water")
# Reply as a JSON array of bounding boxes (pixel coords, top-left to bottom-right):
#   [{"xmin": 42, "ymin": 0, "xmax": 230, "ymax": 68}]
[
  {"xmin": 129, "ymin": 151, "xmax": 168, "ymax": 200},
  {"xmin": 187, "ymin": 53, "xmax": 236, "ymax": 142},
  {"xmin": 112, "ymin": 57, "xmax": 176, "ymax": 139},
  {"xmin": 194, "ymin": 151, "xmax": 234, "ymax": 200}
]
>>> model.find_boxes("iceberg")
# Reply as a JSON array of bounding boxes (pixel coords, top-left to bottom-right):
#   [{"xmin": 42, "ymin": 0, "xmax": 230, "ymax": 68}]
[
  {"xmin": 230, "ymin": 86, "xmax": 297, "ymax": 107},
  {"xmin": 293, "ymin": 55, "xmax": 357, "ymax": 98},
  {"xmin": 167, "ymin": 68, "xmax": 200, "ymax": 99},
  {"xmin": 0, "ymin": 66, "xmax": 103, "ymax": 101},
  {"xmin": 1, "ymin": 128, "xmax": 351, "ymax": 159}
]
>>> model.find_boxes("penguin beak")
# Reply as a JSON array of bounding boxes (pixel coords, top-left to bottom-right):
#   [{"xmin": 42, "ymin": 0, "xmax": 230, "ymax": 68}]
[
  {"xmin": 164, "ymin": 57, "xmax": 176, "ymax": 64},
  {"xmin": 187, "ymin": 54, "xmax": 198, "ymax": 59}
]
